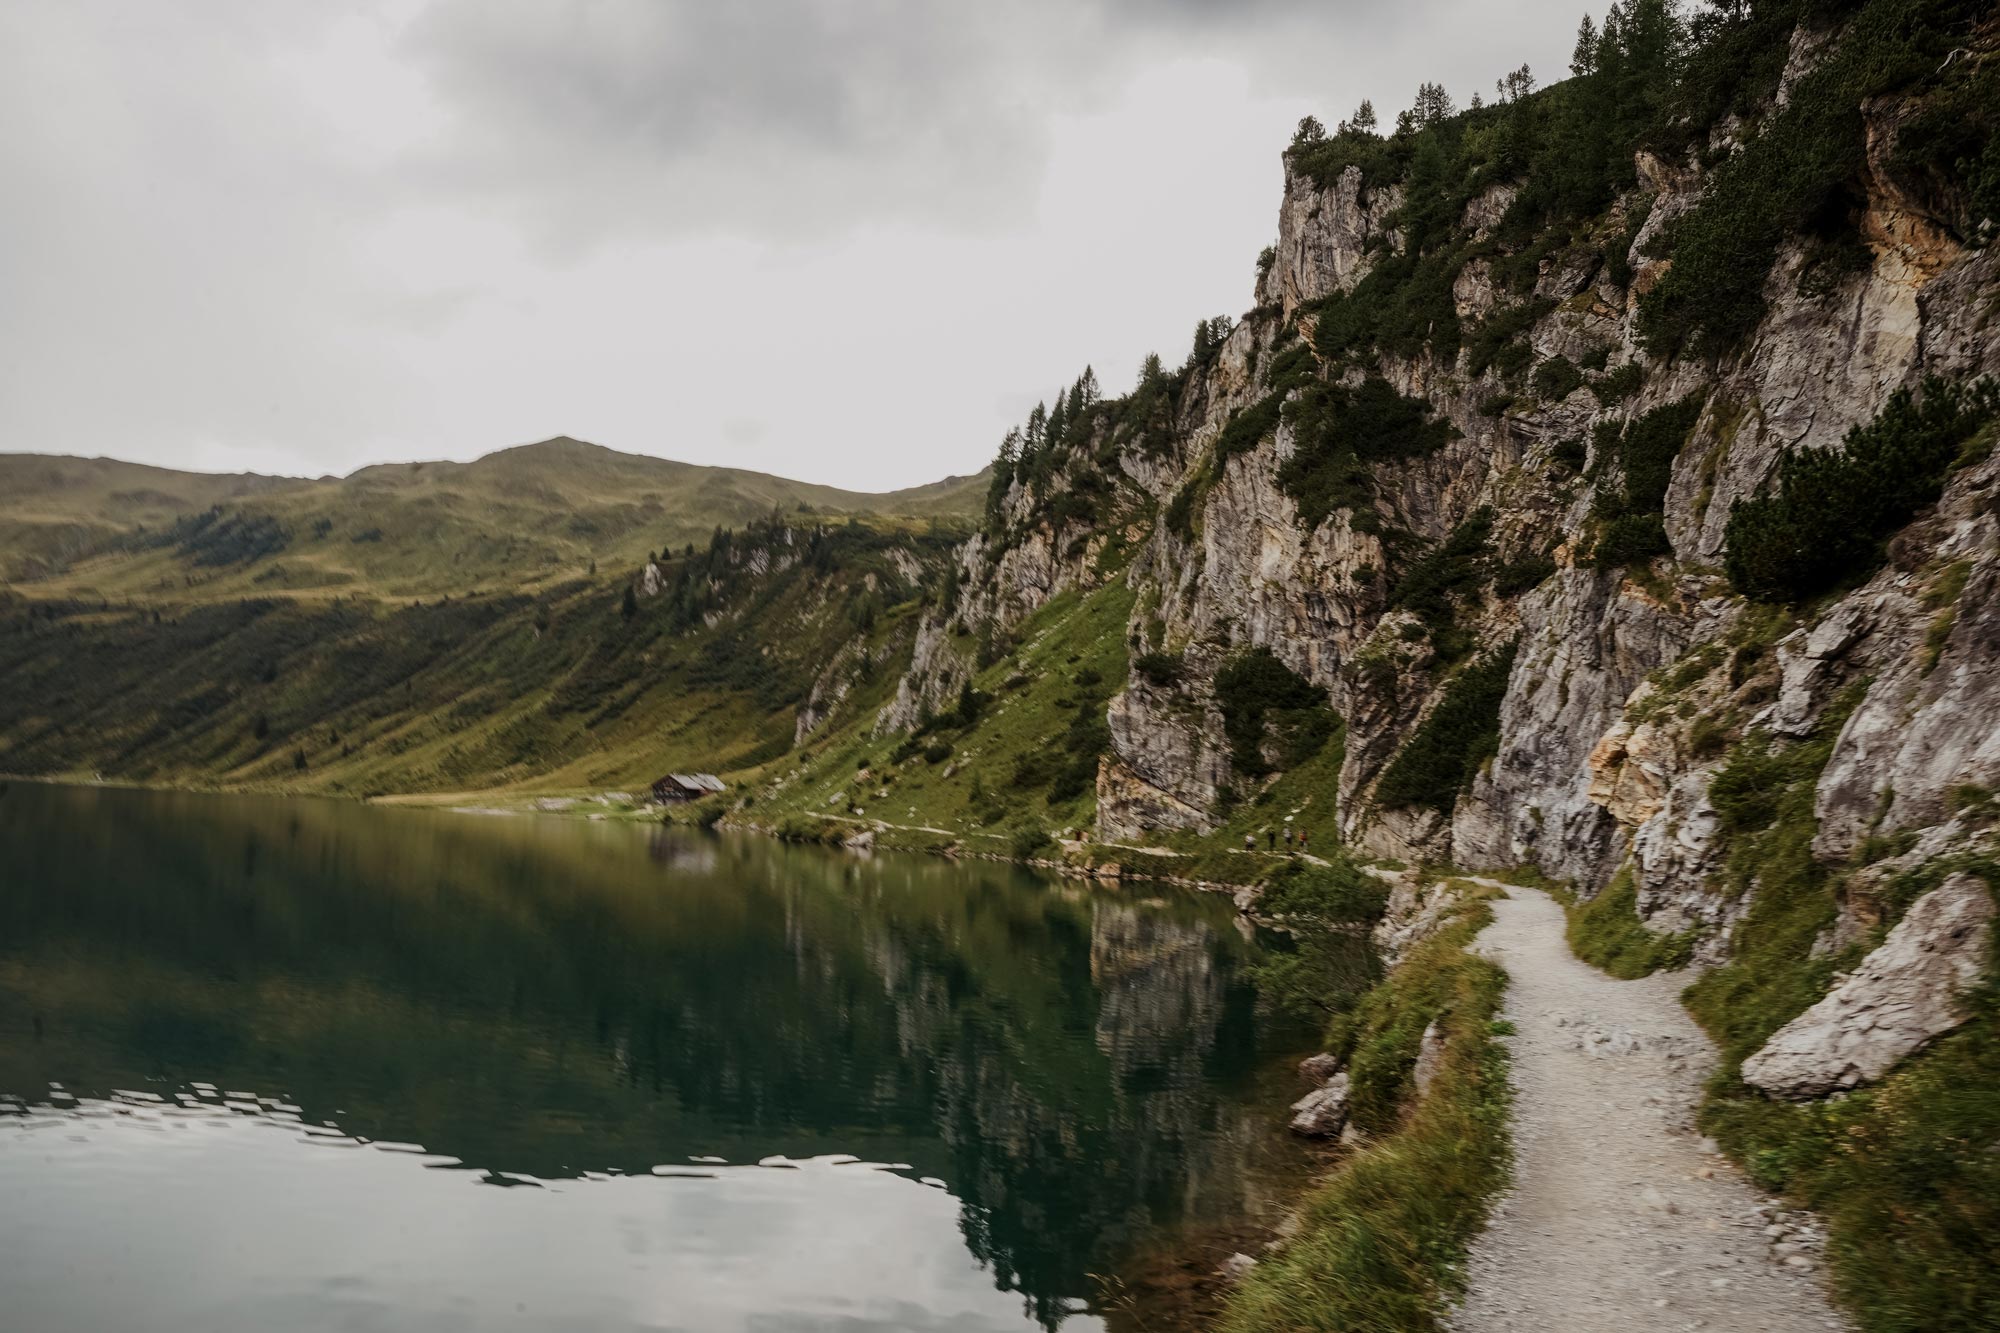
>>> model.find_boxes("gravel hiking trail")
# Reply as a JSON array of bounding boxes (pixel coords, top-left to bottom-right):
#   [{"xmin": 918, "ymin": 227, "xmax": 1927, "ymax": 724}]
[{"xmin": 1449, "ymin": 883, "xmax": 1851, "ymax": 1333}]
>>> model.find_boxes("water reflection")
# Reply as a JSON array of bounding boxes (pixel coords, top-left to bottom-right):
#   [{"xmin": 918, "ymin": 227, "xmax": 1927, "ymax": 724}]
[{"xmin": 0, "ymin": 783, "xmax": 1316, "ymax": 1331}]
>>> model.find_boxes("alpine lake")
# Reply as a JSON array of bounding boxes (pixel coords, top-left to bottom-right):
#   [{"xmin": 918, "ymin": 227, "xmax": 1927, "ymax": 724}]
[{"xmin": 0, "ymin": 781, "xmax": 1356, "ymax": 1332}]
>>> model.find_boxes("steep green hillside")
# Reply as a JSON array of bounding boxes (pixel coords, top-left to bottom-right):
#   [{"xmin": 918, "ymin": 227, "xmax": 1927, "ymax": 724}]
[{"xmin": 0, "ymin": 515, "xmax": 958, "ymax": 798}]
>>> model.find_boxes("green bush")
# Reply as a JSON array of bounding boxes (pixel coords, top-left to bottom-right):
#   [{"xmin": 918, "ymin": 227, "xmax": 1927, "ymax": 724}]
[
  {"xmin": 1589, "ymin": 392, "xmax": 1706, "ymax": 568},
  {"xmin": 1590, "ymin": 362, "xmax": 1643, "ymax": 404},
  {"xmin": 1009, "ymin": 825, "xmax": 1053, "ymax": 859},
  {"xmin": 1164, "ymin": 480, "xmax": 1201, "ymax": 539},
  {"xmin": 1530, "ymin": 355, "xmax": 1584, "ymax": 402},
  {"xmin": 1375, "ymin": 641, "xmax": 1517, "ymax": 815},
  {"xmin": 1708, "ymin": 733, "xmax": 1791, "ymax": 834},
  {"xmin": 1278, "ymin": 377, "xmax": 1458, "ymax": 531},
  {"xmin": 1214, "ymin": 647, "xmax": 1336, "ymax": 777},
  {"xmin": 1134, "ymin": 650, "xmax": 1184, "ymax": 687},
  {"xmin": 1465, "ymin": 300, "xmax": 1556, "ymax": 377},
  {"xmin": 1257, "ymin": 857, "xmax": 1392, "ymax": 925},
  {"xmin": 1725, "ymin": 377, "xmax": 1998, "ymax": 602},
  {"xmin": 1046, "ymin": 695, "xmax": 1108, "ymax": 804},
  {"xmin": 1386, "ymin": 509, "xmax": 1493, "ymax": 663},
  {"xmin": 1215, "ymin": 391, "xmax": 1286, "ymax": 462},
  {"xmin": 1889, "ymin": 50, "xmax": 2000, "ymax": 246},
  {"xmin": 1549, "ymin": 438, "xmax": 1587, "ymax": 472},
  {"xmin": 1494, "ymin": 553, "xmax": 1556, "ymax": 597}
]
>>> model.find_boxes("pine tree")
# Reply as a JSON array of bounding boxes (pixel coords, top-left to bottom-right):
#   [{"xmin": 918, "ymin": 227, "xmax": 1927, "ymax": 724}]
[
  {"xmin": 1351, "ymin": 98, "xmax": 1377, "ymax": 133},
  {"xmin": 621, "ymin": 584, "xmax": 638, "ymax": 619},
  {"xmin": 1411, "ymin": 81, "xmax": 1456, "ymax": 127},
  {"xmin": 1571, "ymin": 14, "xmax": 1599, "ymax": 77},
  {"xmin": 1291, "ymin": 114, "xmax": 1326, "ymax": 147},
  {"xmin": 1496, "ymin": 64, "xmax": 1535, "ymax": 103}
]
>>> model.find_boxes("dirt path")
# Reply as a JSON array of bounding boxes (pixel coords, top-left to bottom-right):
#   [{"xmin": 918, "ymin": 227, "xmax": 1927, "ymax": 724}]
[{"xmin": 1449, "ymin": 884, "xmax": 1850, "ymax": 1333}]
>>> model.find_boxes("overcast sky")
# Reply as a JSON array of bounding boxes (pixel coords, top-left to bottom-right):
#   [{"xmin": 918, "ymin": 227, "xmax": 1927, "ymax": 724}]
[{"xmin": 1, "ymin": 1, "xmax": 1583, "ymax": 491}]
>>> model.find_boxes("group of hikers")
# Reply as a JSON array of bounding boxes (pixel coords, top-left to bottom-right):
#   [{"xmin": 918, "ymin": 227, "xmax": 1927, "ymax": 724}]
[{"xmin": 1244, "ymin": 826, "xmax": 1309, "ymax": 855}]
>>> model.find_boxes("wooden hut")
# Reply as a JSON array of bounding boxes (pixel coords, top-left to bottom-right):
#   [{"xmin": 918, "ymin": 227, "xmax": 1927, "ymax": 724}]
[{"xmin": 651, "ymin": 772, "xmax": 726, "ymax": 804}]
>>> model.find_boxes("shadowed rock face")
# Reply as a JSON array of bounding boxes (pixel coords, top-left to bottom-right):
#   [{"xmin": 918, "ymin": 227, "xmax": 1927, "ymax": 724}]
[{"xmin": 1742, "ymin": 874, "xmax": 1995, "ymax": 1099}]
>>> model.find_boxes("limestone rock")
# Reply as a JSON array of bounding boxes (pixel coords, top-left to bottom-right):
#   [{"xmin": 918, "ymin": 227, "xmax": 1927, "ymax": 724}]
[
  {"xmin": 1455, "ymin": 570, "xmax": 1691, "ymax": 890},
  {"xmin": 1289, "ymin": 1072, "xmax": 1351, "ymax": 1137},
  {"xmin": 1814, "ymin": 533, "xmax": 2000, "ymax": 859},
  {"xmin": 1411, "ymin": 1020, "xmax": 1447, "ymax": 1098},
  {"xmin": 1631, "ymin": 767, "xmax": 1735, "ymax": 959},
  {"xmin": 1217, "ymin": 1252, "xmax": 1259, "ymax": 1282},
  {"xmin": 1297, "ymin": 1052, "xmax": 1343, "ymax": 1084},
  {"xmin": 1262, "ymin": 162, "xmax": 1403, "ymax": 315},
  {"xmin": 1742, "ymin": 874, "xmax": 1995, "ymax": 1098}
]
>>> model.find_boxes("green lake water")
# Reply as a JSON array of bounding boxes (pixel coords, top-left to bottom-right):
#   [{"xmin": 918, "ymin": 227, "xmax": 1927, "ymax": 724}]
[{"xmin": 0, "ymin": 782, "xmax": 1328, "ymax": 1332}]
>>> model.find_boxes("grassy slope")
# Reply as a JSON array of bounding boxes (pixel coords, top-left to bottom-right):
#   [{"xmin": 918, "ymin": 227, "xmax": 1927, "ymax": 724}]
[
  {"xmin": 1224, "ymin": 881, "xmax": 1511, "ymax": 1332},
  {"xmin": 0, "ymin": 439, "xmax": 987, "ymax": 599},
  {"xmin": 745, "ymin": 572, "xmax": 1138, "ymax": 853}
]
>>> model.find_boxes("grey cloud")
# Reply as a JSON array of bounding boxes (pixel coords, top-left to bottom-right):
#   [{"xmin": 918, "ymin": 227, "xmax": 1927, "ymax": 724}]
[
  {"xmin": 397, "ymin": 0, "xmax": 1445, "ymax": 245},
  {"xmin": 0, "ymin": 0, "xmax": 1583, "ymax": 483}
]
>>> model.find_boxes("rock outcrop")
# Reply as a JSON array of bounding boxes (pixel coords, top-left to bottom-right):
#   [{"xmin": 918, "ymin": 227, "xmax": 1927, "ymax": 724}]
[
  {"xmin": 1742, "ymin": 874, "xmax": 1995, "ymax": 1098},
  {"xmin": 1289, "ymin": 1071, "xmax": 1351, "ymax": 1137}
]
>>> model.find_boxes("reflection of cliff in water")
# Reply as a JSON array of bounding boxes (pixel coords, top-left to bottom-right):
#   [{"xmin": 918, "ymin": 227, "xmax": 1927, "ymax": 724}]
[{"xmin": 0, "ymin": 783, "xmax": 1316, "ymax": 1328}]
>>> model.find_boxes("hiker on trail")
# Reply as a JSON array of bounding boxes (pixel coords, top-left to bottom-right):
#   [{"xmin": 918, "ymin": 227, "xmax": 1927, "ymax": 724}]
[
  {"xmin": 1299, "ymin": 830, "xmax": 1309, "ymax": 854},
  {"xmin": 1284, "ymin": 827, "xmax": 1294, "ymax": 850},
  {"xmin": 1243, "ymin": 832, "xmax": 1254, "ymax": 852},
  {"xmin": 1266, "ymin": 829, "xmax": 1275, "ymax": 851}
]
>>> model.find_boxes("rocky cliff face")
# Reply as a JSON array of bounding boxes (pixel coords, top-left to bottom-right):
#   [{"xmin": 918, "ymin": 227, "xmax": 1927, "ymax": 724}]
[{"xmin": 876, "ymin": 9, "xmax": 1998, "ymax": 1099}]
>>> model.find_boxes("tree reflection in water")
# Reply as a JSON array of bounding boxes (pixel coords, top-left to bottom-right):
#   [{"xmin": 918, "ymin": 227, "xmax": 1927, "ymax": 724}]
[{"xmin": 0, "ymin": 783, "xmax": 1324, "ymax": 1328}]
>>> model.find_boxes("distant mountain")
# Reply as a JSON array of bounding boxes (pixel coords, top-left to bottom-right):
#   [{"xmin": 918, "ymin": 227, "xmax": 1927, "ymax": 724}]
[{"xmin": 0, "ymin": 437, "xmax": 988, "ymax": 598}]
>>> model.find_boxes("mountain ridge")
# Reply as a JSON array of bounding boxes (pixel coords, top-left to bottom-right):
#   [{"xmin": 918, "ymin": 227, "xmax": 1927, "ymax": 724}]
[{"xmin": 0, "ymin": 435, "xmax": 990, "ymax": 596}]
